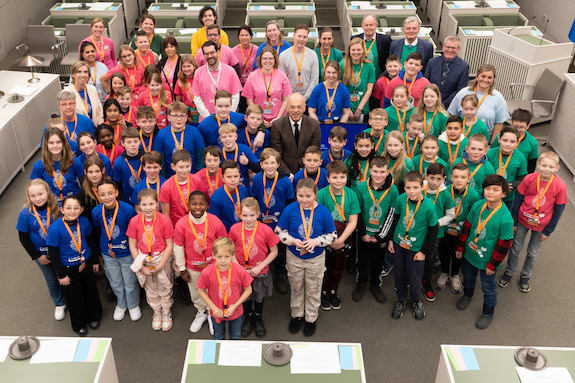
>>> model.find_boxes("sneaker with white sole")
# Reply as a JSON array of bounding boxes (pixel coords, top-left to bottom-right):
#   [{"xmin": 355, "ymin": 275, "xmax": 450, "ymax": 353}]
[
  {"xmin": 54, "ymin": 305, "xmax": 66, "ymax": 321},
  {"xmin": 152, "ymin": 310, "xmax": 162, "ymax": 331},
  {"xmin": 435, "ymin": 273, "xmax": 449, "ymax": 291},
  {"xmin": 450, "ymin": 275, "xmax": 462, "ymax": 294},
  {"xmin": 207, "ymin": 313, "xmax": 214, "ymax": 335},
  {"xmin": 129, "ymin": 306, "xmax": 142, "ymax": 321},
  {"xmin": 190, "ymin": 311, "xmax": 207, "ymax": 333},
  {"xmin": 162, "ymin": 312, "xmax": 173, "ymax": 331},
  {"xmin": 113, "ymin": 306, "xmax": 127, "ymax": 321}
]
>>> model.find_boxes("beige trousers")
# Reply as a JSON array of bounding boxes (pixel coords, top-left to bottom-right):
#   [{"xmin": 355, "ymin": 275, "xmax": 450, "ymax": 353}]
[{"xmin": 286, "ymin": 250, "xmax": 326, "ymax": 322}]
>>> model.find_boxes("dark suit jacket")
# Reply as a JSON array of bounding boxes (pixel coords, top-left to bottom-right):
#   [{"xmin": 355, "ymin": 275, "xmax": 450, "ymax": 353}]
[
  {"xmin": 350, "ymin": 32, "xmax": 392, "ymax": 75},
  {"xmin": 424, "ymin": 55, "xmax": 469, "ymax": 107},
  {"xmin": 270, "ymin": 115, "xmax": 321, "ymax": 174},
  {"xmin": 389, "ymin": 38, "xmax": 434, "ymax": 71}
]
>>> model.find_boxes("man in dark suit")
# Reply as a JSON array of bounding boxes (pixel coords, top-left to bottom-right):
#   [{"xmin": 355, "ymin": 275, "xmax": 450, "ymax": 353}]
[
  {"xmin": 351, "ymin": 15, "xmax": 392, "ymax": 78},
  {"xmin": 270, "ymin": 93, "xmax": 321, "ymax": 176},
  {"xmin": 389, "ymin": 16, "xmax": 434, "ymax": 71},
  {"xmin": 424, "ymin": 36, "xmax": 469, "ymax": 107}
]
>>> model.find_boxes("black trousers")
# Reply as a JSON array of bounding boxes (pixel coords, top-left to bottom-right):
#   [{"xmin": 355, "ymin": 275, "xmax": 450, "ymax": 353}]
[
  {"xmin": 357, "ymin": 239, "xmax": 385, "ymax": 287},
  {"xmin": 61, "ymin": 264, "xmax": 103, "ymax": 332},
  {"xmin": 392, "ymin": 243, "xmax": 424, "ymax": 302},
  {"xmin": 438, "ymin": 234, "xmax": 463, "ymax": 276}
]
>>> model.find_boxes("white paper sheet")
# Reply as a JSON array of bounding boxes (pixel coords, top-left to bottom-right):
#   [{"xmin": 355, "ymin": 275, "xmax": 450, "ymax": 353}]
[
  {"xmin": 516, "ymin": 367, "xmax": 575, "ymax": 383},
  {"xmin": 486, "ymin": 0, "xmax": 509, "ymax": 7},
  {"xmin": 57, "ymin": 3, "xmax": 81, "ymax": 8},
  {"xmin": 286, "ymin": 5, "xmax": 306, "ymax": 10},
  {"xmin": 290, "ymin": 344, "xmax": 341, "ymax": 374},
  {"xmin": 452, "ymin": 1, "xmax": 476, "ymax": 8},
  {"xmin": 155, "ymin": 28, "xmax": 168, "ymax": 34},
  {"xmin": 187, "ymin": 6, "xmax": 202, "ymax": 10},
  {"xmin": 255, "ymin": 5, "xmax": 275, "ymax": 10},
  {"xmin": 0, "ymin": 338, "xmax": 17, "ymax": 362},
  {"xmin": 474, "ymin": 30, "xmax": 494, "ymax": 36},
  {"xmin": 172, "ymin": 3, "xmax": 189, "ymax": 7},
  {"xmin": 179, "ymin": 28, "xmax": 197, "ymax": 35},
  {"xmin": 30, "ymin": 339, "xmax": 78, "ymax": 364},
  {"xmin": 217, "ymin": 342, "xmax": 262, "ymax": 367},
  {"xmin": 7, "ymin": 86, "xmax": 36, "ymax": 96},
  {"xmin": 88, "ymin": 2, "xmax": 114, "ymax": 11},
  {"xmin": 387, "ymin": 5, "xmax": 405, "ymax": 9}
]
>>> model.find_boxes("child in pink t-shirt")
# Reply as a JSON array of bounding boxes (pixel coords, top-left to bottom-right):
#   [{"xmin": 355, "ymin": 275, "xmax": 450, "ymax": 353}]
[
  {"xmin": 198, "ymin": 237, "xmax": 253, "ymax": 340},
  {"xmin": 384, "ymin": 52, "xmax": 430, "ymax": 108}
]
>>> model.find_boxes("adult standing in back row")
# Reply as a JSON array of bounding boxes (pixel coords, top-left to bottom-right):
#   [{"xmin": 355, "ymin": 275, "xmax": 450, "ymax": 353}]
[
  {"xmin": 390, "ymin": 16, "xmax": 434, "ymax": 71},
  {"xmin": 351, "ymin": 15, "xmax": 392, "ymax": 78},
  {"xmin": 191, "ymin": 6, "xmax": 229, "ymax": 58}
]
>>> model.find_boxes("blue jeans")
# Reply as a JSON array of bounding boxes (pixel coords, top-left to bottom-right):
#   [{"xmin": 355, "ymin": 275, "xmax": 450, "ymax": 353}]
[
  {"xmin": 37, "ymin": 260, "xmax": 65, "ymax": 306},
  {"xmin": 504, "ymin": 222, "xmax": 542, "ymax": 278},
  {"xmin": 462, "ymin": 259, "xmax": 497, "ymax": 310},
  {"xmin": 211, "ymin": 316, "xmax": 242, "ymax": 340},
  {"xmin": 102, "ymin": 255, "xmax": 140, "ymax": 309}
]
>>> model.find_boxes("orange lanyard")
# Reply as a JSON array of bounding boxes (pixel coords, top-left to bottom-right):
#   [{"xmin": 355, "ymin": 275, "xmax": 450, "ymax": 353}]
[
  {"xmin": 450, "ymin": 185, "xmax": 468, "ymax": 223},
  {"xmin": 103, "ymin": 145, "xmax": 115, "ymax": 163},
  {"xmin": 140, "ymin": 130, "xmax": 153, "ymax": 152},
  {"xmin": 125, "ymin": 105, "xmax": 133, "ymax": 124},
  {"xmin": 245, "ymin": 130, "xmax": 255, "ymax": 152},
  {"xmin": 351, "ymin": 62, "xmax": 363, "ymax": 89},
  {"xmin": 92, "ymin": 187, "xmax": 102, "ymax": 204},
  {"xmin": 390, "ymin": 159, "xmax": 399, "ymax": 175},
  {"xmin": 206, "ymin": 169, "xmax": 221, "ymax": 195},
  {"xmin": 474, "ymin": 87, "xmax": 488, "ymax": 109},
  {"xmin": 102, "ymin": 203, "xmax": 119, "ymax": 254},
  {"xmin": 189, "ymin": 214, "xmax": 208, "ymax": 259},
  {"xmin": 463, "ymin": 159, "xmax": 483, "ymax": 180},
  {"xmin": 299, "ymin": 204, "xmax": 315, "ymax": 240},
  {"xmin": 125, "ymin": 67, "xmax": 136, "ymax": 90},
  {"xmin": 142, "ymin": 212, "xmax": 156, "ymax": 261},
  {"xmin": 240, "ymin": 44, "xmax": 253, "ymax": 71},
  {"xmin": 225, "ymin": 187, "xmax": 242, "ymax": 218},
  {"xmin": 63, "ymin": 114, "xmax": 77, "ymax": 141},
  {"xmin": 241, "ymin": 222, "xmax": 258, "ymax": 267},
  {"xmin": 263, "ymin": 173, "xmax": 278, "ymax": 216},
  {"xmin": 423, "ymin": 109, "xmax": 437, "ymax": 135},
  {"xmin": 112, "ymin": 123, "xmax": 121, "ymax": 146},
  {"xmin": 292, "ymin": 48, "xmax": 305, "ymax": 84},
  {"xmin": 363, "ymin": 38, "xmax": 375, "ymax": 58},
  {"xmin": 329, "ymin": 150, "xmax": 343, "ymax": 163},
  {"xmin": 186, "ymin": 78, "xmax": 194, "ymax": 104},
  {"xmin": 360, "ymin": 159, "xmax": 370, "ymax": 182},
  {"xmin": 304, "ymin": 169, "xmax": 320, "ymax": 185},
  {"xmin": 367, "ymin": 178, "xmax": 392, "ymax": 220},
  {"xmin": 89, "ymin": 64, "xmax": 98, "ymax": 85},
  {"xmin": 63, "ymin": 220, "xmax": 82, "ymax": 255},
  {"xmin": 32, "ymin": 206, "xmax": 50, "ymax": 236},
  {"xmin": 403, "ymin": 76, "xmax": 415, "ymax": 94},
  {"xmin": 216, "ymin": 115, "xmax": 229, "ymax": 128},
  {"xmin": 419, "ymin": 156, "xmax": 436, "ymax": 173},
  {"xmin": 262, "ymin": 70, "xmax": 274, "ymax": 102},
  {"xmin": 171, "ymin": 128, "xmax": 184, "ymax": 151},
  {"xmin": 216, "ymin": 267, "xmax": 232, "ymax": 314},
  {"xmin": 75, "ymin": 86, "xmax": 90, "ymax": 115},
  {"xmin": 90, "ymin": 36, "xmax": 105, "ymax": 61},
  {"xmin": 463, "ymin": 117, "xmax": 476, "ymax": 137},
  {"xmin": 447, "ymin": 138, "xmax": 462, "ymax": 166},
  {"xmin": 146, "ymin": 179, "xmax": 161, "ymax": 201},
  {"xmin": 534, "ymin": 174, "xmax": 554, "ymax": 217},
  {"xmin": 329, "ymin": 186, "xmax": 346, "ymax": 223},
  {"xmin": 404, "ymin": 198, "xmax": 422, "ymax": 239},
  {"xmin": 424, "ymin": 184, "xmax": 440, "ymax": 204},
  {"xmin": 320, "ymin": 49, "xmax": 331, "ymax": 74},
  {"xmin": 325, "ymin": 82, "xmax": 338, "ymax": 119},
  {"xmin": 175, "ymin": 178, "xmax": 190, "ymax": 213},
  {"xmin": 137, "ymin": 51, "xmax": 153, "ymax": 68},
  {"xmin": 149, "ymin": 92, "xmax": 160, "ymax": 118},
  {"xmin": 52, "ymin": 169, "xmax": 64, "ymax": 200},
  {"xmin": 124, "ymin": 158, "xmax": 142, "ymax": 183},
  {"xmin": 516, "ymin": 134, "xmax": 525, "ymax": 148},
  {"xmin": 497, "ymin": 150, "xmax": 513, "ymax": 177},
  {"xmin": 474, "ymin": 202, "xmax": 502, "ymax": 242},
  {"xmin": 373, "ymin": 133, "xmax": 384, "ymax": 153},
  {"xmin": 164, "ymin": 58, "xmax": 177, "ymax": 81},
  {"xmin": 406, "ymin": 136, "xmax": 419, "ymax": 159},
  {"xmin": 224, "ymin": 145, "xmax": 239, "ymax": 162},
  {"xmin": 395, "ymin": 105, "xmax": 407, "ymax": 133}
]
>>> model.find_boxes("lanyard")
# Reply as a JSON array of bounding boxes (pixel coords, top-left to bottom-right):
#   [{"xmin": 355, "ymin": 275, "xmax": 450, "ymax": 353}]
[
  {"xmin": 262, "ymin": 70, "xmax": 274, "ymax": 101},
  {"xmin": 52, "ymin": 169, "xmax": 64, "ymax": 200},
  {"xmin": 102, "ymin": 203, "xmax": 119, "ymax": 254},
  {"xmin": 367, "ymin": 178, "xmax": 392, "ymax": 220},
  {"xmin": 463, "ymin": 117, "xmax": 477, "ymax": 137},
  {"xmin": 171, "ymin": 128, "xmax": 184, "ymax": 151},
  {"xmin": 189, "ymin": 214, "xmax": 208, "ymax": 259},
  {"xmin": 103, "ymin": 145, "xmax": 115, "ymax": 163},
  {"xmin": 206, "ymin": 169, "xmax": 220, "ymax": 195},
  {"xmin": 419, "ymin": 156, "xmax": 436, "ymax": 173},
  {"xmin": 450, "ymin": 185, "xmax": 468, "ymax": 224},
  {"xmin": 75, "ymin": 86, "xmax": 90, "ymax": 116},
  {"xmin": 395, "ymin": 105, "xmax": 407, "ymax": 133},
  {"xmin": 447, "ymin": 138, "xmax": 462, "ymax": 166},
  {"xmin": 304, "ymin": 169, "xmax": 320, "ymax": 185},
  {"xmin": 240, "ymin": 44, "xmax": 252, "ymax": 74},
  {"xmin": 125, "ymin": 105, "xmax": 133, "ymax": 124},
  {"xmin": 292, "ymin": 49, "xmax": 305, "ymax": 84},
  {"xmin": 406, "ymin": 136, "xmax": 419, "ymax": 159},
  {"xmin": 146, "ymin": 179, "xmax": 161, "ymax": 202},
  {"xmin": 390, "ymin": 159, "xmax": 399, "ymax": 175},
  {"xmin": 124, "ymin": 158, "xmax": 142, "ymax": 183},
  {"xmin": 149, "ymin": 92, "xmax": 160, "ymax": 118},
  {"xmin": 474, "ymin": 87, "xmax": 489, "ymax": 109},
  {"xmin": 325, "ymin": 82, "xmax": 339, "ymax": 119},
  {"xmin": 360, "ymin": 159, "xmax": 370, "ymax": 182},
  {"xmin": 163, "ymin": 58, "xmax": 177, "ymax": 81},
  {"xmin": 113, "ymin": 123, "xmax": 122, "ymax": 146},
  {"xmin": 263, "ymin": 173, "xmax": 278, "ymax": 216},
  {"xmin": 404, "ymin": 198, "xmax": 422, "ymax": 239},
  {"xmin": 329, "ymin": 150, "xmax": 343, "ymax": 163},
  {"xmin": 89, "ymin": 64, "xmax": 98, "ymax": 85},
  {"xmin": 351, "ymin": 62, "xmax": 363, "ymax": 90},
  {"xmin": 216, "ymin": 267, "xmax": 232, "ymax": 314},
  {"xmin": 137, "ymin": 51, "xmax": 153, "ymax": 68},
  {"xmin": 403, "ymin": 76, "xmax": 415, "ymax": 94},
  {"xmin": 225, "ymin": 187, "xmax": 242, "ymax": 218},
  {"xmin": 374, "ymin": 133, "xmax": 384, "ymax": 153},
  {"xmin": 90, "ymin": 35, "xmax": 105, "ymax": 61},
  {"xmin": 125, "ymin": 67, "xmax": 136, "ymax": 90},
  {"xmin": 534, "ymin": 174, "xmax": 554, "ymax": 216},
  {"xmin": 329, "ymin": 186, "xmax": 346, "ymax": 223},
  {"xmin": 207, "ymin": 63, "xmax": 222, "ymax": 91},
  {"xmin": 516, "ymin": 134, "xmax": 525, "ymax": 148},
  {"xmin": 140, "ymin": 130, "xmax": 153, "ymax": 152},
  {"xmin": 498, "ymin": 150, "xmax": 513, "ymax": 177},
  {"xmin": 224, "ymin": 145, "xmax": 239, "ymax": 162},
  {"xmin": 299, "ymin": 204, "xmax": 315, "ymax": 240},
  {"xmin": 216, "ymin": 115, "xmax": 229, "ymax": 128},
  {"xmin": 245, "ymin": 130, "xmax": 255, "ymax": 152},
  {"xmin": 463, "ymin": 159, "xmax": 483, "ymax": 180},
  {"xmin": 142, "ymin": 212, "xmax": 156, "ymax": 261},
  {"xmin": 424, "ymin": 184, "xmax": 440, "ymax": 204},
  {"xmin": 241, "ymin": 222, "xmax": 258, "ymax": 267},
  {"xmin": 474, "ymin": 202, "xmax": 502, "ymax": 242},
  {"xmin": 63, "ymin": 114, "xmax": 77, "ymax": 141},
  {"xmin": 32, "ymin": 206, "xmax": 50, "ymax": 236},
  {"xmin": 63, "ymin": 220, "xmax": 82, "ymax": 255},
  {"xmin": 186, "ymin": 78, "xmax": 194, "ymax": 105},
  {"xmin": 92, "ymin": 187, "xmax": 102, "ymax": 204},
  {"xmin": 175, "ymin": 178, "xmax": 190, "ymax": 213},
  {"xmin": 363, "ymin": 37, "xmax": 375, "ymax": 58},
  {"xmin": 423, "ymin": 109, "xmax": 437, "ymax": 135},
  {"xmin": 320, "ymin": 48, "xmax": 331, "ymax": 75}
]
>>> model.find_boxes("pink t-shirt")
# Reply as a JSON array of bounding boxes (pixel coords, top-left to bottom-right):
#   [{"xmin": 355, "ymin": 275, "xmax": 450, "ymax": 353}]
[
  {"xmin": 190, "ymin": 63, "xmax": 243, "ymax": 117},
  {"xmin": 517, "ymin": 172, "xmax": 568, "ymax": 231},
  {"xmin": 385, "ymin": 75, "xmax": 430, "ymax": 107},
  {"xmin": 174, "ymin": 79, "xmax": 196, "ymax": 109},
  {"xmin": 126, "ymin": 212, "xmax": 174, "ymax": 255},
  {"xmin": 241, "ymin": 69, "xmax": 292, "ymax": 122},
  {"xmin": 231, "ymin": 44, "xmax": 258, "ymax": 85},
  {"xmin": 96, "ymin": 144, "xmax": 124, "ymax": 167},
  {"xmin": 197, "ymin": 262, "xmax": 253, "ymax": 323},
  {"xmin": 228, "ymin": 222, "xmax": 279, "ymax": 274},
  {"xmin": 136, "ymin": 88, "xmax": 173, "ymax": 129},
  {"xmin": 195, "ymin": 45, "xmax": 239, "ymax": 68},
  {"xmin": 160, "ymin": 175, "xmax": 210, "ymax": 224},
  {"xmin": 106, "ymin": 64, "xmax": 143, "ymax": 95},
  {"xmin": 79, "ymin": 36, "xmax": 117, "ymax": 69},
  {"xmin": 373, "ymin": 76, "xmax": 391, "ymax": 108},
  {"xmin": 194, "ymin": 168, "xmax": 224, "ymax": 197},
  {"xmin": 174, "ymin": 213, "xmax": 228, "ymax": 272}
]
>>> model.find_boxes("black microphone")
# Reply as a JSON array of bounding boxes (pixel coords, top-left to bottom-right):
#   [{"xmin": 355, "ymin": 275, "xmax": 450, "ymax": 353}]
[
  {"xmin": 508, "ymin": 15, "xmax": 536, "ymax": 35},
  {"xmin": 540, "ymin": 17, "xmax": 550, "ymax": 45}
]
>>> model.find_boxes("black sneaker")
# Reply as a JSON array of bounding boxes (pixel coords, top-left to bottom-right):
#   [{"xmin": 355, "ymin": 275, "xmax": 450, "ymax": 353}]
[
  {"xmin": 391, "ymin": 301, "xmax": 407, "ymax": 319},
  {"xmin": 456, "ymin": 296, "xmax": 472, "ymax": 311},
  {"xmin": 352, "ymin": 284, "xmax": 366, "ymax": 302},
  {"xmin": 381, "ymin": 264, "xmax": 394, "ymax": 277},
  {"xmin": 289, "ymin": 317, "xmax": 303, "ymax": 333},
  {"xmin": 303, "ymin": 321, "xmax": 316, "ymax": 336},
  {"xmin": 412, "ymin": 300, "xmax": 425, "ymax": 320},
  {"xmin": 369, "ymin": 285, "xmax": 387, "ymax": 303},
  {"xmin": 276, "ymin": 274, "xmax": 289, "ymax": 294},
  {"xmin": 253, "ymin": 314, "xmax": 266, "ymax": 338},
  {"xmin": 88, "ymin": 320, "xmax": 100, "ymax": 330},
  {"xmin": 329, "ymin": 290, "xmax": 341, "ymax": 310},
  {"xmin": 241, "ymin": 313, "xmax": 254, "ymax": 338},
  {"xmin": 422, "ymin": 280, "xmax": 436, "ymax": 302},
  {"xmin": 321, "ymin": 291, "xmax": 331, "ymax": 311}
]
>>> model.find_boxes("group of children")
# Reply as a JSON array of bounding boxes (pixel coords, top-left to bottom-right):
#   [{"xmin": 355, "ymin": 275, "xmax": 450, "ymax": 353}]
[{"xmin": 19, "ymin": 88, "xmax": 567, "ymax": 338}]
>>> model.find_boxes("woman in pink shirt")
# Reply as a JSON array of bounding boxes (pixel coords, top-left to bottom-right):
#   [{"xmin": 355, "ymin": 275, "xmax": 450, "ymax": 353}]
[
  {"xmin": 100, "ymin": 45, "xmax": 143, "ymax": 96},
  {"xmin": 232, "ymin": 25, "xmax": 258, "ymax": 86},
  {"xmin": 79, "ymin": 17, "xmax": 117, "ymax": 69},
  {"xmin": 242, "ymin": 46, "xmax": 291, "ymax": 128}
]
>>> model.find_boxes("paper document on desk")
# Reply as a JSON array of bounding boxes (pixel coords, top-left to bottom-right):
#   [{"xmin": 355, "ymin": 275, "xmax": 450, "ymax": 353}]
[
  {"xmin": 516, "ymin": 367, "xmax": 575, "ymax": 383},
  {"xmin": 30, "ymin": 339, "xmax": 78, "ymax": 364},
  {"xmin": 452, "ymin": 1, "xmax": 476, "ymax": 8},
  {"xmin": 218, "ymin": 341, "xmax": 262, "ymax": 366},
  {"xmin": 74, "ymin": 339, "xmax": 107, "ymax": 362},
  {"xmin": 339, "ymin": 345, "xmax": 363, "ymax": 370},
  {"xmin": 0, "ymin": 338, "xmax": 16, "ymax": 362},
  {"xmin": 446, "ymin": 346, "xmax": 480, "ymax": 371},
  {"xmin": 7, "ymin": 86, "xmax": 36, "ymax": 96},
  {"xmin": 291, "ymin": 344, "xmax": 341, "ymax": 374},
  {"xmin": 188, "ymin": 340, "xmax": 216, "ymax": 364},
  {"xmin": 89, "ymin": 2, "xmax": 113, "ymax": 10}
]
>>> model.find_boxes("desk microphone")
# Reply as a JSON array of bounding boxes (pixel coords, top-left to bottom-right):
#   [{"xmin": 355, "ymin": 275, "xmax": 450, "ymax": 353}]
[
  {"xmin": 540, "ymin": 17, "xmax": 550, "ymax": 45},
  {"xmin": 508, "ymin": 15, "xmax": 536, "ymax": 35}
]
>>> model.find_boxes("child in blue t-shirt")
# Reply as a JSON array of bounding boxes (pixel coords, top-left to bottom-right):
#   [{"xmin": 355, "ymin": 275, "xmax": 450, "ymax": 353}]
[
  {"xmin": 308, "ymin": 61, "xmax": 351, "ymax": 124},
  {"xmin": 292, "ymin": 146, "xmax": 329, "ymax": 193},
  {"xmin": 237, "ymin": 104, "xmax": 270, "ymax": 161},
  {"xmin": 275, "ymin": 178, "xmax": 337, "ymax": 336},
  {"xmin": 219, "ymin": 123, "xmax": 260, "ymax": 187},
  {"xmin": 77, "ymin": 131, "xmax": 113, "ymax": 178},
  {"xmin": 42, "ymin": 115, "xmax": 80, "ymax": 156},
  {"xmin": 113, "ymin": 127, "xmax": 146, "ymax": 203},
  {"xmin": 131, "ymin": 151, "xmax": 167, "ymax": 212},
  {"xmin": 209, "ymin": 160, "xmax": 249, "ymax": 231},
  {"xmin": 197, "ymin": 90, "xmax": 247, "ymax": 146},
  {"xmin": 322, "ymin": 125, "xmax": 351, "ymax": 168}
]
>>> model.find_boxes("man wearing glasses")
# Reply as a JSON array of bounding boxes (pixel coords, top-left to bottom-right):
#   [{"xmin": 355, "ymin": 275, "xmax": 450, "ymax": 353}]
[
  {"xmin": 194, "ymin": 24, "xmax": 241, "ymax": 77},
  {"xmin": 424, "ymin": 36, "xmax": 469, "ymax": 107}
]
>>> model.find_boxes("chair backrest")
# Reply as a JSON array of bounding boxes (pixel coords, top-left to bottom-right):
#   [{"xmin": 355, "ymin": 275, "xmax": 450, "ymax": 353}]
[
  {"xmin": 66, "ymin": 24, "xmax": 92, "ymax": 51},
  {"xmin": 533, "ymin": 69, "xmax": 565, "ymax": 101},
  {"xmin": 27, "ymin": 25, "xmax": 57, "ymax": 55}
]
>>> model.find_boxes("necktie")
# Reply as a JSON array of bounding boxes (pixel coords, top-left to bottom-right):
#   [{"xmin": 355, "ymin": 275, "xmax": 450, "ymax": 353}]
[
  {"xmin": 440, "ymin": 60, "xmax": 450, "ymax": 87},
  {"xmin": 294, "ymin": 122, "xmax": 300, "ymax": 147}
]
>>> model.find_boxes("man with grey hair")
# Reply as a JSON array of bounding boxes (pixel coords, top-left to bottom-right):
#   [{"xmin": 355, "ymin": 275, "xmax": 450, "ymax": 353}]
[
  {"xmin": 389, "ymin": 15, "xmax": 433, "ymax": 70},
  {"xmin": 351, "ymin": 14, "xmax": 392, "ymax": 77},
  {"xmin": 424, "ymin": 36, "xmax": 469, "ymax": 107}
]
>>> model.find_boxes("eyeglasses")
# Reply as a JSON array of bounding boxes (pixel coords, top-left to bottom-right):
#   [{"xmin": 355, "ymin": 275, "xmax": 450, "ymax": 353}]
[
  {"xmin": 370, "ymin": 118, "xmax": 386, "ymax": 122},
  {"xmin": 207, "ymin": 33, "xmax": 219, "ymax": 37},
  {"xmin": 169, "ymin": 114, "xmax": 187, "ymax": 119},
  {"xmin": 443, "ymin": 45, "xmax": 460, "ymax": 51}
]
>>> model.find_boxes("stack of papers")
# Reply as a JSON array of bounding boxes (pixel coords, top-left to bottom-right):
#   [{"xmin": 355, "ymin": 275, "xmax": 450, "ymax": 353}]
[
  {"xmin": 89, "ymin": 2, "xmax": 113, "ymax": 11},
  {"xmin": 290, "ymin": 344, "xmax": 341, "ymax": 374},
  {"xmin": 516, "ymin": 367, "xmax": 574, "ymax": 383},
  {"xmin": 446, "ymin": 346, "xmax": 480, "ymax": 371},
  {"xmin": 218, "ymin": 342, "xmax": 262, "ymax": 366},
  {"xmin": 30, "ymin": 339, "xmax": 78, "ymax": 364},
  {"xmin": 187, "ymin": 340, "xmax": 216, "ymax": 364}
]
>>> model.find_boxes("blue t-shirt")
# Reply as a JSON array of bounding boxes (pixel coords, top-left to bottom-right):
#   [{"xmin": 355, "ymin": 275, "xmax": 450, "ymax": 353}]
[
  {"xmin": 153, "ymin": 124, "xmax": 205, "ymax": 176},
  {"xmin": 78, "ymin": 152, "xmax": 113, "ymax": 179},
  {"xmin": 292, "ymin": 168, "xmax": 329, "ymax": 193},
  {"xmin": 253, "ymin": 41, "xmax": 292, "ymax": 69},
  {"xmin": 277, "ymin": 201, "xmax": 336, "ymax": 259},
  {"xmin": 307, "ymin": 82, "xmax": 351, "ymax": 122},
  {"xmin": 41, "ymin": 113, "xmax": 96, "ymax": 144},
  {"xmin": 46, "ymin": 216, "xmax": 93, "ymax": 266},
  {"xmin": 321, "ymin": 148, "xmax": 351, "ymax": 168},
  {"xmin": 91, "ymin": 201, "xmax": 136, "ymax": 258},
  {"xmin": 208, "ymin": 185, "xmax": 249, "ymax": 231},
  {"xmin": 196, "ymin": 112, "xmax": 247, "ymax": 147},
  {"xmin": 30, "ymin": 158, "xmax": 83, "ymax": 203},
  {"xmin": 16, "ymin": 207, "xmax": 51, "ymax": 255},
  {"xmin": 221, "ymin": 143, "xmax": 259, "ymax": 186},
  {"xmin": 250, "ymin": 172, "xmax": 295, "ymax": 229},
  {"xmin": 113, "ymin": 152, "xmax": 146, "ymax": 203},
  {"xmin": 130, "ymin": 176, "xmax": 167, "ymax": 207},
  {"xmin": 236, "ymin": 127, "xmax": 271, "ymax": 160},
  {"xmin": 78, "ymin": 88, "xmax": 93, "ymax": 119}
]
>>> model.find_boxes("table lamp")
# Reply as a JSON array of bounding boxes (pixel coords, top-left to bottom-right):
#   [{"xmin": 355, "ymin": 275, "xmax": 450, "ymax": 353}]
[{"xmin": 14, "ymin": 54, "xmax": 44, "ymax": 84}]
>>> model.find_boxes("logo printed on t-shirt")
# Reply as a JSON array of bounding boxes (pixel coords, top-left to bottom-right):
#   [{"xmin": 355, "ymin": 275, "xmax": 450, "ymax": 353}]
[
  {"xmin": 218, "ymin": 275, "xmax": 230, "ymax": 300},
  {"xmin": 53, "ymin": 170, "xmax": 67, "ymax": 190},
  {"xmin": 530, "ymin": 187, "xmax": 547, "ymax": 209}
]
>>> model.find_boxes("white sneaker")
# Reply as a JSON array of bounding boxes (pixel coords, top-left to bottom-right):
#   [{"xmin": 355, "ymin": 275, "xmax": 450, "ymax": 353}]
[
  {"xmin": 435, "ymin": 273, "xmax": 449, "ymax": 290},
  {"xmin": 129, "ymin": 306, "xmax": 142, "ymax": 321},
  {"xmin": 162, "ymin": 312, "xmax": 173, "ymax": 331},
  {"xmin": 189, "ymin": 311, "xmax": 207, "ymax": 333},
  {"xmin": 54, "ymin": 305, "xmax": 66, "ymax": 321},
  {"xmin": 206, "ymin": 313, "xmax": 214, "ymax": 336},
  {"xmin": 113, "ymin": 306, "xmax": 127, "ymax": 321},
  {"xmin": 451, "ymin": 275, "xmax": 462, "ymax": 294},
  {"xmin": 152, "ymin": 310, "xmax": 162, "ymax": 331}
]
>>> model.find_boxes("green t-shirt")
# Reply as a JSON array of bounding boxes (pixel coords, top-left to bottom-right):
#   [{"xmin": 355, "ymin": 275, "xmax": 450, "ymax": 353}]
[
  {"xmin": 317, "ymin": 186, "xmax": 361, "ymax": 224},
  {"xmin": 130, "ymin": 34, "xmax": 164, "ymax": 57},
  {"xmin": 363, "ymin": 128, "xmax": 387, "ymax": 156},
  {"xmin": 490, "ymin": 131, "xmax": 539, "ymax": 160},
  {"xmin": 438, "ymin": 137, "xmax": 468, "ymax": 168},
  {"xmin": 388, "ymin": 156, "xmax": 414, "ymax": 184},
  {"xmin": 356, "ymin": 179, "xmax": 399, "ymax": 235},
  {"xmin": 363, "ymin": 38, "xmax": 381, "ymax": 77},
  {"xmin": 423, "ymin": 110, "xmax": 449, "ymax": 138},
  {"xmin": 393, "ymin": 193, "xmax": 438, "ymax": 252},
  {"xmin": 445, "ymin": 185, "xmax": 481, "ymax": 236},
  {"xmin": 486, "ymin": 148, "xmax": 528, "ymax": 201},
  {"xmin": 340, "ymin": 61, "xmax": 375, "ymax": 115},
  {"xmin": 403, "ymin": 132, "xmax": 421, "ymax": 159},
  {"xmin": 423, "ymin": 186, "xmax": 455, "ymax": 239},
  {"xmin": 448, "ymin": 158, "xmax": 496, "ymax": 195},
  {"xmin": 412, "ymin": 155, "xmax": 448, "ymax": 176},
  {"xmin": 345, "ymin": 157, "xmax": 371, "ymax": 193},
  {"xmin": 315, "ymin": 47, "xmax": 344, "ymax": 82},
  {"xmin": 400, "ymin": 44, "xmax": 417, "ymax": 67},
  {"xmin": 384, "ymin": 105, "xmax": 414, "ymax": 133},
  {"xmin": 463, "ymin": 199, "xmax": 514, "ymax": 270},
  {"xmin": 462, "ymin": 117, "xmax": 490, "ymax": 141}
]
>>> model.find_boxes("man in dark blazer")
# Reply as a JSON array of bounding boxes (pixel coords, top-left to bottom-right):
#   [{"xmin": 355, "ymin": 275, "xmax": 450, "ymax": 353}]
[
  {"xmin": 389, "ymin": 16, "xmax": 434, "ymax": 71},
  {"xmin": 270, "ymin": 93, "xmax": 321, "ymax": 175},
  {"xmin": 351, "ymin": 15, "xmax": 392, "ymax": 78}
]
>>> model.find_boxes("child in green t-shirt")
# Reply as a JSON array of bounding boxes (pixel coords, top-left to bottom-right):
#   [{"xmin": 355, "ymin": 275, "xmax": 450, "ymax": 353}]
[
  {"xmin": 363, "ymin": 108, "xmax": 388, "ymax": 156},
  {"xmin": 448, "ymin": 133, "xmax": 495, "ymax": 195},
  {"xmin": 403, "ymin": 113, "xmax": 425, "ymax": 160},
  {"xmin": 317, "ymin": 161, "xmax": 361, "ymax": 310},
  {"xmin": 439, "ymin": 115, "xmax": 468, "ymax": 168},
  {"xmin": 460, "ymin": 94, "xmax": 490, "ymax": 140},
  {"xmin": 387, "ymin": 171, "xmax": 438, "ymax": 320},
  {"xmin": 455, "ymin": 175, "xmax": 514, "ymax": 329},
  {"xmin": 416, "ymin": 84, "xmax": 449, "ymax": 138},
  {"xmin": 345, "ymin": 132, "xmax": 375, "ymax": 193},
  {"xmin": 384, "ymin": 84, "xmax": 415, "ymax": 133},
  {"xmin": 384, "ymin": 130, "xmax": 414, "ymax": 193},
  {"xmin": 412, "ymin": 135, "xmax": 448, "ymax": 176}
]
